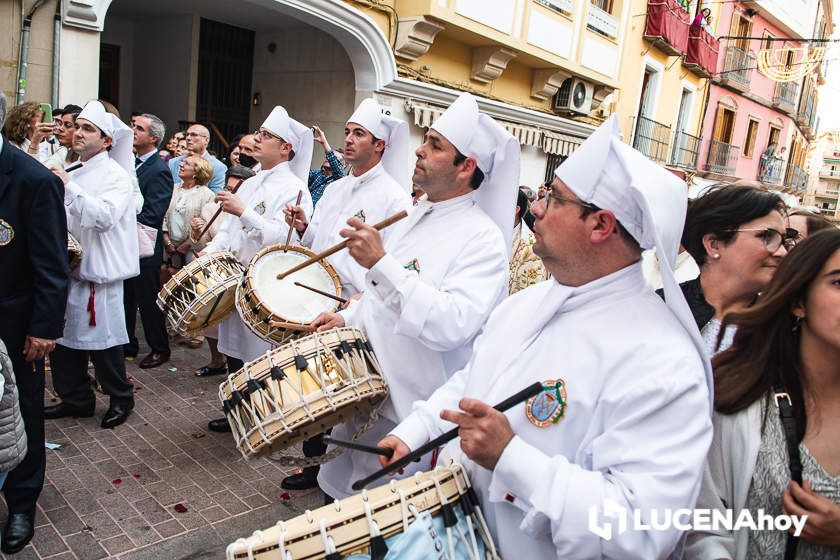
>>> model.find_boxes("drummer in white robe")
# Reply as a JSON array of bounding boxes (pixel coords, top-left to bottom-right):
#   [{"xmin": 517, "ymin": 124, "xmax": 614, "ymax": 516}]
[
  {"xmin": 46, "ymin": 100, "xmax": 140, "ymax": 429},
  {"xmin": 379, "ymin": 116, "xmax": 714, "ymax": 559},
  {"xmin": 202, "ymin": 107, "xmax": 313, "ymax": 365},
  {"xmin": 311, "ymin": 92, "xmax": 520, "ymax": 500},
  {"xmin": 202, "ymin": 106, "xmax": 313, "ymax": 433},
  {"xmin": 283, "ymin": 98, "xmax": 411, "ymax": 297}
]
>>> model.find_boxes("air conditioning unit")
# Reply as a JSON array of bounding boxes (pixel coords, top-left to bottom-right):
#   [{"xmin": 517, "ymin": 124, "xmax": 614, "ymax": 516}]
[{"xmin": 553, "ymin": 78, "xmax": 594, "ymax": 115}]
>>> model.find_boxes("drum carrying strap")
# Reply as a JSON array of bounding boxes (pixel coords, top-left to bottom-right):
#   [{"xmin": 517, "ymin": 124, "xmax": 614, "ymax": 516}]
[
  {"xmin": 202, "ymin": 292, "xmax": 225, "ymax": 328},
  {"xmin": 774, "ymin": 385, "xmax": 802, "ymax": 560}
]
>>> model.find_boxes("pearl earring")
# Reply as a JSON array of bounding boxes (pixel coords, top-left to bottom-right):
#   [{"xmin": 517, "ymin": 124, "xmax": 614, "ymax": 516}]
[{"xmin": 713, "ymin": 253, "xmax": 720, "ymax": 259}]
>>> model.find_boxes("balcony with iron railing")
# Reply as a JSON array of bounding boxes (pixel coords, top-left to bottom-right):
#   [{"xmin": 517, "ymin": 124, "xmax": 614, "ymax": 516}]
[
  {"xmin": 720, "ymin": 46, "xmax": 754, "ymax": 90},
  {"xmin": 706, "ymin": 139, "xmax": 740, "ymax": 175},
  {"xmin": 684, "ymin": 25, "xmax": 719, "ymax": 78},
  {"xmin": 643, "ymin": 0, "xmax": 690, "ymax": 56},
  {"xmin": 633, "ymin": 115, "xmax": 672, "ymax": 164},
  {"xmin": 772, "ymin": 81, "xmax": 798, "ymax": 114},
  {"xmin": 669, "ymin": 130, "xmax": 701, "ymax": 168},
  {"xmin": 820, "ymin": 167, "xmax": 840, "ymax": 179},
  {"xmin": 758, "ymin": 155, "xmax": 784, "ymax": 185},
  {"xmin": 788, "ymin": 165, "xmax": 809, "ymax": 193}
]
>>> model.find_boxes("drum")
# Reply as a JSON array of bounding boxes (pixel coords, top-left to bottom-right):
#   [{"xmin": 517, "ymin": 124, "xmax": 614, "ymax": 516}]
[
  {"xmin": 226, "ymin": 461, "xmax": 500, "ymax": 560},
  {"xmin": 67, "ymin": 233, "xmax": 82, "ymax": 271},
  {"xmin": 219, "ymin": 327, "xmax": 387, "ymax": 460},
  {"xmin": 156, "ymin": 252, "xmax": 244, "ymax": 337},
  {"xmin": 236, "ymin": 244, "xmax": 341, "ymax": 346}
]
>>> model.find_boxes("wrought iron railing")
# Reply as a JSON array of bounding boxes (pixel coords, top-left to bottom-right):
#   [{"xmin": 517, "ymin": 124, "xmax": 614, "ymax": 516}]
[
  {"xmin": 670, "ymin": 130, "xmax": 701, "ymax": 168},
  {"xmin": 706, "ymin": 139, "xmax": 739, "ymax": 175},
  {"xmin": 721, "ymin": 46, "xmax": 754, "ymax": 87},
  {"xmin": 773, "ymin": 81, "xmax": 798, "ymax": 110},
  {"xmin": 633, "ymin": 115, "xmax": 672, "ymax": 163},
  {"xmin": 758, "ymin": 155, "xmax": 784, "ymax": 185}
]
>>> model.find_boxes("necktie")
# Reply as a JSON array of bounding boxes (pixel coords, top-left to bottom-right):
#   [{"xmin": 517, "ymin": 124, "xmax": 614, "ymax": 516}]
[{"xmin": 135, "ymin": 157, "xmax": 142, "ymax": 168}]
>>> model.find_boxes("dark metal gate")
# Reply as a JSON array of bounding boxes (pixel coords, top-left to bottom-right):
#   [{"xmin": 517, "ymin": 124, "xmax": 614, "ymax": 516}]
[{"xmin": 196, "ymin": 18, "xmax": 255, "ymax": 156}]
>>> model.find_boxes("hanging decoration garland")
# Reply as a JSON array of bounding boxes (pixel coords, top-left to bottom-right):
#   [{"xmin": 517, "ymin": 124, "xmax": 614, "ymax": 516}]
[{"xmin": 757, "ymin": 46, "xmax": 826, "ymax": 82}]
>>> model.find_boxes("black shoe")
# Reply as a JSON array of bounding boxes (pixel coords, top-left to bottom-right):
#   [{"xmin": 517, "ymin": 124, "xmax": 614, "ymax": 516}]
[
  {"xmin": 138, "ymin": 352, "xmax": 170, "ymax": 369},
  {"xmin": 195, "ymin": 365, "xmax": 227, "ymax": 377},
  {"xmin": 2, "ymin": 512, "xmax": 34, "ymax": 554},
  {"xmin": 101, "ymin": 401, "xmax": 134, "ymax": 429},
  {"xmin": 44, "ymin": 402, "xmax": 95, "ymax": 420},
  {"xmin": 208, "ymin": 418, "xmax": 231, "ymax": 433},
  {"xmin": 281, "ymin": 467, "xmax": 320, "ymax": 490}
]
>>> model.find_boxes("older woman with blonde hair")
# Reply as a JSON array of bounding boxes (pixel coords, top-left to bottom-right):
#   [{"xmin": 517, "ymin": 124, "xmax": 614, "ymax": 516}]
[{"xmin": 162, "ymin": 155, "xmax": 215, "ymax": 268}]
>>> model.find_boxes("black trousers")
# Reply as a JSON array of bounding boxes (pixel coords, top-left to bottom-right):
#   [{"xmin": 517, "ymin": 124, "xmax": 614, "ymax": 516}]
[
  {"xmin": 2, "ymin": 351, "xmax": 45, "ymax": 517},
  {"xmin": 226, "ymin": 356, "xmax": 244, "ymax": 374},
  {"xmin": 123, "ymin": 264, "xmax": 169, "ymax": 356},
  {"xmin": 50, "ymin": 344, "xmax": 134, "ymax": 409}
]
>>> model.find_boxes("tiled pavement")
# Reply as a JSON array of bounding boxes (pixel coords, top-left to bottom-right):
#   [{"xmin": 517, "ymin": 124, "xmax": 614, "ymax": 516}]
[{"xmin": 0, "ymin": 336, "xmax": 324, "ymax": 559}]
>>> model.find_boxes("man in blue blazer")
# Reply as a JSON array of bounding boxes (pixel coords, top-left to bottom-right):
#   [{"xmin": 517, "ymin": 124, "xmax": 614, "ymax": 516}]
[
  {"xmin": 124, "ymin": 114, "xmax": 173, "ymax": 368},
  {"xmin": 0, "ymin": 92, "xmax": 69, "ymax": 553}
]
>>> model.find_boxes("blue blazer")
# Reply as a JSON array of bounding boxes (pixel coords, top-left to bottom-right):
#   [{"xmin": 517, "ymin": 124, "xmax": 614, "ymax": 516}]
[{"xmin": 137, "ymin": 152, "xmax": 175, "ymax": 266}]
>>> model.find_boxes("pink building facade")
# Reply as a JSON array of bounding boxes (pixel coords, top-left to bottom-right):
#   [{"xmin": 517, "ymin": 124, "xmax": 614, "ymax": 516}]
[{"xmin": 696, "ymin": 0, "xmax": 824, "ymax": 195}]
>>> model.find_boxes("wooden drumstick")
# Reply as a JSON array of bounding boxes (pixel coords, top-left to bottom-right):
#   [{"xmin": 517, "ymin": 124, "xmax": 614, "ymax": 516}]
[
  {"xmin": 190, "ymin": 177, "xmax": 245, "ymax": 258},
  {"xmin": 276, "ymin": 209, "xmax": 408, "ymax": 280},
  {"xmin": 351, "ymin": 382, "xmax": 544, "ymax": 491},
  {"xmin": 284, "ymin": 190, "xmax": 303, "ymax": 253},
  {"xmin": 293, "ymin": 281, "xmax": 348, "ymax": 305}
]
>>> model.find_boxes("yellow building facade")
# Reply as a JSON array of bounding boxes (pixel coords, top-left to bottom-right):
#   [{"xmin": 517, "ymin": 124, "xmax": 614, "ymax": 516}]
[{"xmin": 613, "ymin": 0, "xmax": 715, "ymax": 178}]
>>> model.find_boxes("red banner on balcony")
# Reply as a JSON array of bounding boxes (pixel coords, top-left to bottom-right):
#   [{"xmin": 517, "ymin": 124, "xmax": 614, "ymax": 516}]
[
  {"xmin": 686, "ymin": 25, "xmax": 719, "ymax": 76},
  {"xmin": 645, "ymin": 0, "xmax": 690, "ymax": 54}
]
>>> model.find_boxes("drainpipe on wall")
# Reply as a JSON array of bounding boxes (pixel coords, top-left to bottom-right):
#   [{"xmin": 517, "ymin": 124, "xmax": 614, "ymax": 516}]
[
  {"xmin": 52, "ymin": 0, "xmax": 61, "ymax": 107},
  {"xmin": 15, "ymin": 0, "xmax": 48, "ymax": 104}
]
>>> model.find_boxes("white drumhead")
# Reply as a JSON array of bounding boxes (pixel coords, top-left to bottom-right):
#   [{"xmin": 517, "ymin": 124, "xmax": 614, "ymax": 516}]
[{"xmin": 251, "ymin": 250, "xmax": 338, "ymax": 323}]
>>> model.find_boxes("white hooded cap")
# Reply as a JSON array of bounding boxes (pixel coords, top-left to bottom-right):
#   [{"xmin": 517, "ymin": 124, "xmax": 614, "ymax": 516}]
[
  {"xmin": 554, "ymin": 115, "xmax": 713, "ymax": 410},
  {"xmin": 347, "ymin": 98, "xmax": 410, "ymax": 190},
  {"xmin": 430, "ymin": 93, "xmax": 521, "ymax": 254},
  {"xmin": 261, "ymin": 106, "xmax": 314, "ymax": 183},
  {"xmin": 77, "ymin": 100, "xmax": 134, "ymax": 174}
]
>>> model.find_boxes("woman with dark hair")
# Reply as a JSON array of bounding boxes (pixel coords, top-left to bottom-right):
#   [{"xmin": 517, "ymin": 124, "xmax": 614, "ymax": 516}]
[
  {"xmin": 225, "ymin": 133, "xmax": 245, "ymax": 167},
  {"xmin": 680, "ymin": 184, "xmax": 795, "ymax": 353},
  {"xmin": 789, "ymin": 208, "xmax": 835, "ymax": 241},
  {"xmin": 687, "ymin": 228, "xmax": 840, "ymax": 559}
]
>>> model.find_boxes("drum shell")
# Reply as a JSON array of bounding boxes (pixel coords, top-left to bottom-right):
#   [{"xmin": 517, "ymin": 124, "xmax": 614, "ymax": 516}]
[
  {"xmin": 156, "ymin": 251, "xmax": 244, "ymax": 337},
  {"xmin": 236, "ymin": 244, "xmax": 342, "ymax": 346},
  {"xmin": 218, "ymin": 327, "xmax": 387, "ymax": 459}
]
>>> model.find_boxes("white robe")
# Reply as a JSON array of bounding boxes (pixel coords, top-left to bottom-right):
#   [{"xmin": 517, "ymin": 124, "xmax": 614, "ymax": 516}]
[
  {"xmin": 391, "ymin": 264, "xmax": 712, "ymax": 559},
  {"xmin": 298, "ymin": 162, "xmax": 410, "ymax": 297},
  {"xmin": 60, "ymin": 152, "xmax": 139, "ymax": 350},
  {"xmin": 318, "ymin": 192, "xmax": 509, "ymax": 499},
  {"xmin": 205, "ymin": 162, "xmax": 313, "ymax": 362}
]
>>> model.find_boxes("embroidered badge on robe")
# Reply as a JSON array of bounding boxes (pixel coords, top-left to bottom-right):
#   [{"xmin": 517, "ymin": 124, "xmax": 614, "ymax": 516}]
[
  {"xmin": 525, "ymin": 378, "xmax": 567, "ymax": 428},
  {"xmin": 353, "ymin": 209, "xmax": 366, "ymax": 222},
  {"xmin": 254, "ymin": 201, "xmax": 266, "ymax": 215},
  {"xmin": 0, "ymin": 219, "xmax": 14, "ymax": 246},
  {"xmin": 404, "ymin": 258, "xmax": 421, "ymax": 273}
]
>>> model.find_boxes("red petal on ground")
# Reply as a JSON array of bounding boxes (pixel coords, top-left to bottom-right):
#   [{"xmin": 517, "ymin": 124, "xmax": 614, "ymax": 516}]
[
  {"xmin": 132, "ymin": 473, "xmax": 140, "ymax": 478},
  {"xmin": 127, "ymin": 375, "xmax": 134, "ymax": 381},
  {"xmin": 280, "ymin": 492, "xmax": 291, "ymax": 501},
  {"xmin": 173, "ymin": 503, "xmax": 188, "ymax": 513},
  {"xmin": 113, "ymin": 478, "xmax": 122, "ymax": 484}
]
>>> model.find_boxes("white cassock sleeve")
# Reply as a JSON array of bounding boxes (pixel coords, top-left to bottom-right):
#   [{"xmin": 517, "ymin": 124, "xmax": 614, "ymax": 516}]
[
  {"xmin": 65, "ymin": 177, "xmax": 132, "ymax": 232},
  {"xmin": 361, "ymin": 238, "xmax": 507, "ymax": 352},
  {"xmin": 239, "ymin": 187, "xmax": 312, "ymax": 248}
]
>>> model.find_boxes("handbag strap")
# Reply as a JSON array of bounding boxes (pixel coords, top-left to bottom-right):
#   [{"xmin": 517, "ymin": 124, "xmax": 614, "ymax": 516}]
[{"xmin": 773, "ymin": 386, "xmax": 802, "ymax": 560}]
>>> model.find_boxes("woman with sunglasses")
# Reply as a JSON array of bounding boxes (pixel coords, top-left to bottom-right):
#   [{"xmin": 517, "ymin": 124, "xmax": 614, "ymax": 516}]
[
  {"xmin": 686, "ymin": 228, "xmax": 840, "ymax": 559},
  {"xmin": 680, "ymin": 183, "xmax": 794, "ymax": 354}
]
